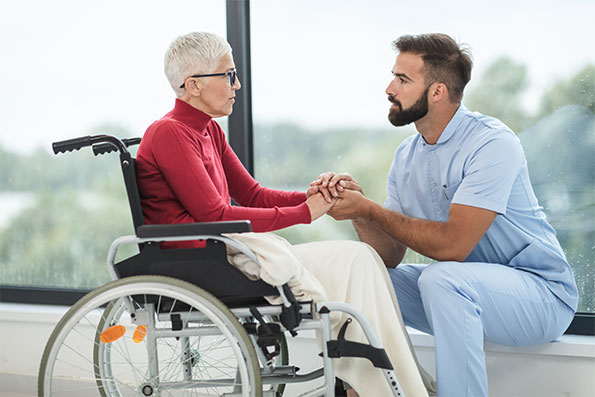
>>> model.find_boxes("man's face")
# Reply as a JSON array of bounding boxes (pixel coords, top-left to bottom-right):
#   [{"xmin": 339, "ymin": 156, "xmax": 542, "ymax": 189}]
[
  {"xmin": 388, "ymin": 85, "xmax": 429, "ymax": 127},
  {"xmin": 385, "ymin": 52, "xmax": 430, "ymax": 127}
]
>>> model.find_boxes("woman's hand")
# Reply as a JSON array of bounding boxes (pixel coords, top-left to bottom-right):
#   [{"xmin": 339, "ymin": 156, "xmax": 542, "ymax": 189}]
[{"xmin": 305, "ymin": 192, "xmax": 337, "ymax": 222}]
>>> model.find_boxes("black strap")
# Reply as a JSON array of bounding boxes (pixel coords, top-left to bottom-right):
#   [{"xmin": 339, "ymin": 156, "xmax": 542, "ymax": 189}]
[
  {"xmin": 249, "ymin": 306, "xmax": 275, "ymax": 337},
  {"xmin": 171, "ymin": 313, "xmax": 183, "ymax": 331},
  {"xmin": 326, "ymin": 318, "xmax": 394, "ymax": 370},
  {"xmin": 279, "ymin": 284, "xmax": 302, "ymax": 336},
  {"xmin": 249, "ymin": 306, "xmax": 282, "ymax": 361}
]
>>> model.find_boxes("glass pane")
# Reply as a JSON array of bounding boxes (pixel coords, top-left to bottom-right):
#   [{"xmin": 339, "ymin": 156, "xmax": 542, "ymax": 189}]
[
  {"xmin": 0, "ymin": 0, "xmax": 227, "ymax": 289},
  {"xmin": 251, "ymin": 0, "xmax": 594, "ymax": 312}
]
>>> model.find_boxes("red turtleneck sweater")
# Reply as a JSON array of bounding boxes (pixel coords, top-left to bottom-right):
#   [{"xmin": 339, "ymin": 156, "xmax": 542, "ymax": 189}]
[{"xmin": 136, "ymin": 99, "xmax": 311, "ymax": 248}]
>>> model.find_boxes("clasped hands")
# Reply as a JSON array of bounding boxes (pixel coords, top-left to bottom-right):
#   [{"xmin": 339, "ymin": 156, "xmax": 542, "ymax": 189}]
[{"xmin": 305, "ymin": 172, "xmax": 369, "ymax": 222}]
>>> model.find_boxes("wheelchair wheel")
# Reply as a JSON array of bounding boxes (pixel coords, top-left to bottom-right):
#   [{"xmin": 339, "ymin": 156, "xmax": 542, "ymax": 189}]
[{"xmin": 39, "ymin": 275, "xmax": 262, "ymax": 396}]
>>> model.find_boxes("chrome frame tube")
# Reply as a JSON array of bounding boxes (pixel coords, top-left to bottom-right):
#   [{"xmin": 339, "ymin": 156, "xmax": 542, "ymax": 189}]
[
  {"xmin": 145, "ymin": 303, "xmax": 160, "ymax": 387},
  {"xmin": 318, "ymin": 308, "xmax": 335, "ymax": 397},
  {"xmin": 181, "ymin": 335, "xmax": 192, "ymax": 381}
]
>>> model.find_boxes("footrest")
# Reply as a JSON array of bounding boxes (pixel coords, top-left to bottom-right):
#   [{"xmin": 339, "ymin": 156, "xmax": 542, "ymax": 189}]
[{"xmin": 326, "ymin": 318, "xmax": 393, "ymax": 370}]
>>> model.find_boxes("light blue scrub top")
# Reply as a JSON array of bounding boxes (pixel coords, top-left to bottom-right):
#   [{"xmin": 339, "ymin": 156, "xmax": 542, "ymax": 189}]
[{"xmin": 385, "ymin": 105, "xmax": 578, "ymax": 310}]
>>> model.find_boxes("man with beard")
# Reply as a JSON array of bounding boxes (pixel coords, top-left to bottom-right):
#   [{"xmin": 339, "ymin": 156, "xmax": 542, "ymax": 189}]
[{"xmin": 312, "ymin": 33, "xmax": 577, "ymax": 397}]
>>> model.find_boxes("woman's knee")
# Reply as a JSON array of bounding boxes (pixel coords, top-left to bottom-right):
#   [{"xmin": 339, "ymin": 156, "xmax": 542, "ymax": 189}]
[{"xmin": 339, "ymin": 240, "xmax": 384, "ymax": 268}]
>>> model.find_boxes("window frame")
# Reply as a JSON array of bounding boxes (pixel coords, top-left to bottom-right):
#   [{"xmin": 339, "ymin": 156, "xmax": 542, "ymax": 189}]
[{"xmin": 0, "ymin": 0, "xmax": 592, "ymax": 336}]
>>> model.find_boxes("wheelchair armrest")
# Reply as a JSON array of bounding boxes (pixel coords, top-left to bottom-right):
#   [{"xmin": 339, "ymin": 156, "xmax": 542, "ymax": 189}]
[{"xmin": 136, "ymin": 221, "xmax": 252, "ymax": 238}]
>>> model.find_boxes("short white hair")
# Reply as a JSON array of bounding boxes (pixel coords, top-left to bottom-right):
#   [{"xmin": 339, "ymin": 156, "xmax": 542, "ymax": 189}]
[{"xmin": 164, "ymin": 32, "xmax": 232, "ymax": 97}]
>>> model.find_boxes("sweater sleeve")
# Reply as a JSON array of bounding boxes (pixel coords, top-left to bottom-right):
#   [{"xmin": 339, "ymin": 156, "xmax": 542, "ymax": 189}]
[
  {"xmin": 212, "ymin": 123, "xmax": 307, "ymax": 208},
  {"xmin": 151, "ymin": 122, "xmax": 311, "ymax": 232}
]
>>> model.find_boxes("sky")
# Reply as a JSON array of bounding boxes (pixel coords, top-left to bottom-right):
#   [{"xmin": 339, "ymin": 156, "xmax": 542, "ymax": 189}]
[{"xmin": 0, "ymin": 0, "xmax": 594, "ymax": 153}]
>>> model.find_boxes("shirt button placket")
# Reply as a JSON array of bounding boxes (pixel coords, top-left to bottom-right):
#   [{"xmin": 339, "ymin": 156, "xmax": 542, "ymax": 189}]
[{"xmin": 428, "ymin": 149, "xmax": 443, "ymax": 220}]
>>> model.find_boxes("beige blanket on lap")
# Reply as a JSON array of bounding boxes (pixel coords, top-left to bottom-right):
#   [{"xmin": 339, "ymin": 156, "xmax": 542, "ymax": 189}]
[{"xmin": 225, "ymin": 232, "xmax": 435, "ymax": 397}]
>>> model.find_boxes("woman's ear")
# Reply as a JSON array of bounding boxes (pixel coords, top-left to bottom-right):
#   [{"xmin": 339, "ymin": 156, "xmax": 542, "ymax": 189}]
[{"xmin": 185, "ymin": 78, "xmax": 201, "ymax": 97}]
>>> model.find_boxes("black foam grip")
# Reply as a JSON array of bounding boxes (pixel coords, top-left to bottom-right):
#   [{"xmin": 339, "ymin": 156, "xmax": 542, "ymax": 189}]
[
  {"xmin": 92, "ymin": 142, "xmax": 119, "ymax": 156},
  {"xmin": 93, "ymin": 137, "xmax": 141, "ymax": 156},
  {"xmin": 52, "ymin": 136, "xmax": 92, "ymax": 154}
]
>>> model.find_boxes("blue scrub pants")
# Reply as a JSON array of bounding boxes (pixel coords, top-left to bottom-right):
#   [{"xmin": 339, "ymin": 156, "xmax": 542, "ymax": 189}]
[{"xmin": 388, "ymin": 261, "xmax": 574, "ymax": 397}]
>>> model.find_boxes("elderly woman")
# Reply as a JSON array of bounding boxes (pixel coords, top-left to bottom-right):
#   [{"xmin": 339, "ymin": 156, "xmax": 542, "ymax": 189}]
[{"xmin": 136, "ymin": 31, "xmax": 431, "ymax": 397}]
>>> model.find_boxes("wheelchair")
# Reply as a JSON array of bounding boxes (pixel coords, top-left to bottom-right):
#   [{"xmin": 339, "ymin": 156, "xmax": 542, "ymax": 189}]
[{"xmin": 38, "ymin": 134, "xmax": 405, "ymax": 397}]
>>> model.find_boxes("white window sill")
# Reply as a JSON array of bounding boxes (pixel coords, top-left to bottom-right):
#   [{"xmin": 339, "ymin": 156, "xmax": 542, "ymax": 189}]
[
  {"xmin": 406, "ymin": 326, "xmax": 595, "ymax": 358},
  {"xmin": 1, "ymin": 303, "xmax": 593, "ymax": 359}
]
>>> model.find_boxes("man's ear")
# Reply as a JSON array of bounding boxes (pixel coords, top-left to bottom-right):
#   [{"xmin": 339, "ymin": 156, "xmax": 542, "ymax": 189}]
[{"xmin": 429, "ymin": 82, "xmax": 448, "ymax": 103}]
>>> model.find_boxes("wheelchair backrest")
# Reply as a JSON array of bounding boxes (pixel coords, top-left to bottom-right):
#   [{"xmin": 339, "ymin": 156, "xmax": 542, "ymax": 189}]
[{"xmin": 119, "ymin": 151, "xmax": 145, "ymax": 232}]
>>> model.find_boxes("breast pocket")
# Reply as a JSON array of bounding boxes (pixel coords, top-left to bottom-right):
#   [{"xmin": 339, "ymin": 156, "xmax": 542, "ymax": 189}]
[{"xmin": 438, "ymin": 181, "xmax": 462, "ymax": 219}]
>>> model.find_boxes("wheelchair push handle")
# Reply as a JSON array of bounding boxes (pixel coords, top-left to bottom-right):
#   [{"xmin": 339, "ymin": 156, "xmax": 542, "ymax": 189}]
[
  {"xmin": 52, "ymin": 135, "xmax": 93, "ymax": 154},
  {"xmin": 93, "ymin": 137, "xmax": 141, "ymax": 156},
  {"xmin": 52, "ymin": 134, "xmax": 139, "ymax": 156}
]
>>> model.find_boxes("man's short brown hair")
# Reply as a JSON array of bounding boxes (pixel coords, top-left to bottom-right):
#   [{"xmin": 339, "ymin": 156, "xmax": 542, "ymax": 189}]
[{"xmin": 393, "ymin": 33, "xmax": 473, "ymax": 103}]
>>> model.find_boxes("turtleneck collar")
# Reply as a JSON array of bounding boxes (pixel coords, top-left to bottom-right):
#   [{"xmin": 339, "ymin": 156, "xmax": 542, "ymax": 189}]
[{"xmin": 170, "ymin": 98, "xmax": 212, "ymax": 133}]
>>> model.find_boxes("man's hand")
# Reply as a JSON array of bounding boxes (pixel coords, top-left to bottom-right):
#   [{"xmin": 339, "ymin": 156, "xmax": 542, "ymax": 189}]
[
  {"xmin": 311, "ymin": 173, "xmax": 407, "ymax": 266},
  {"xmin": 305, "ymin": 192, "xmax": 338, "ymax": 222},
  {"xmin": 309, "ymin": 171, "xmax": 362, "ymax": 202},
  {"xmin": 328, "ymin": 188, "xmax": 371, "ymax": 220}
]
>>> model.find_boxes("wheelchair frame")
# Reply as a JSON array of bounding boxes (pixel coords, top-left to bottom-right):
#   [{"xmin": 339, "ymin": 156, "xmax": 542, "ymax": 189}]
[{"xmin": 38, "ymin": 134, "xmax": 405, "ymax": 397}]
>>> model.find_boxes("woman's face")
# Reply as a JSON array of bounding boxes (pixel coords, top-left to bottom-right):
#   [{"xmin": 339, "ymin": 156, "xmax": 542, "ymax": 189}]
[{"xmin": 193, "ymin": 53, "xmax": 241, "ymax": 118}]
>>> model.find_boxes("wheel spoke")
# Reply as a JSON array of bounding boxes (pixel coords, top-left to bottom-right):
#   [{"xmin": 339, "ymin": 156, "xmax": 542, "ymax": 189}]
[{"xmin": 39, "ymin": 276, "xmax": 262, "ymax": 396}]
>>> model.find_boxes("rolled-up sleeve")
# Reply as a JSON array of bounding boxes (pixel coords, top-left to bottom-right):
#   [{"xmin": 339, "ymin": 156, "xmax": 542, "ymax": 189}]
[{"xmin": 452, "ymin": 132, "xmax": 525, "ymax": 214}]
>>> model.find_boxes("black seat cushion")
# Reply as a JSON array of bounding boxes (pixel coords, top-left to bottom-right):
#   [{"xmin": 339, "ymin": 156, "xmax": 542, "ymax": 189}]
[{"xmin": 115, "ymin": 240, "xmax": 278, "ymax": 305}]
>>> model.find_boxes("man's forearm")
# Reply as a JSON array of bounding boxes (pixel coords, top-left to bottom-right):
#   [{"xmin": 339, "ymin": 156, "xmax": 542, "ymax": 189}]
[
  {"xmin": 352, "ymin": 218, "xmax": 406, "ymax": 267},
  {"xmin": 365, "ymin": 201, "xmax": 464, "ymax": 262},
  {"xmin": 331, "ymin": 189, "xmax": 491, "ymax": 261}
]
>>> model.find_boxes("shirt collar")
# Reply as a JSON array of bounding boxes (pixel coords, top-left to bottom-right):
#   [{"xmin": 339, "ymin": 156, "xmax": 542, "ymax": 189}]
[
  {"xmin": 170, "ymin": 98, "xmax": 212, "ymax": 132},
  {"xmin": 435, "ymin": 104, "xmax": 467, "ymax": 145}
]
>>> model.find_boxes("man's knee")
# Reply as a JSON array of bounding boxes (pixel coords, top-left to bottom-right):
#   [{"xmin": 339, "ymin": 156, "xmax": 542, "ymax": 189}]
[
  {"xmin": 417, "ymin": 261, "xmax": 473, "ymax": 295},
  {"xmin": 388, "ymin": 264, "xmax": 428, "ymax": 304}
]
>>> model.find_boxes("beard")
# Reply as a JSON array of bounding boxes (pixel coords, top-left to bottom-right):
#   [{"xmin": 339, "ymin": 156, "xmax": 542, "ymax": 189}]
[{"xmin": 388, "ymin": 87, "xmax": 429, "ymax": 127}]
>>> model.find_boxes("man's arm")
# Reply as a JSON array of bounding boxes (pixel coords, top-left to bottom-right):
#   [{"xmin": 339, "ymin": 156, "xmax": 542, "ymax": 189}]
[
  {"xmin": 351, "ymin": 218, "xmax": 407, "ymax": 267},
  {"xmin": 310, "ymin": 171, "xmax": 407, "ymax": 266},
  {"xmin": 331, "ymin": 189, "xmax": 497, "ymax": 262}
]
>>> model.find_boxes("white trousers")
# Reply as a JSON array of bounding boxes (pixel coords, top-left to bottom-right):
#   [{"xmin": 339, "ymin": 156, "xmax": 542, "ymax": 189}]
[{"xmin": 290, "ymin": 241, "xmax": 431, "ymax": 397}]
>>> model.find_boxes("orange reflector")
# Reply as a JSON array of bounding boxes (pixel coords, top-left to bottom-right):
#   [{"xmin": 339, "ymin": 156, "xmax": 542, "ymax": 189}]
[
  {"xmin": 99, "ymin": 325, "xmax": 126, "ymax": 343},
  {"xmin": 133, "ymin": 325, "xmax": 147, "ymax": 343}
]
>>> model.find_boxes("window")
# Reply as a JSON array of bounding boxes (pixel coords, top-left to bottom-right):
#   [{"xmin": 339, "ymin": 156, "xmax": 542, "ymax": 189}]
[
  {"xmin": 0, "ymin": 0, "xmax": 227, "ymax": 290},
  {"xmin": 250, "ymin": 0, "xmax": 595, "ymax": 315},
  {"xmin": 1, "ymin": 0, "xmax": 593, "ymax": 333}
]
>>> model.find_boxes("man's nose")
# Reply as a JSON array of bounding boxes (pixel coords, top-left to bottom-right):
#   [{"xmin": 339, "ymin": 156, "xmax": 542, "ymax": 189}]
[
  {"xmin": 385, "ymin": 80, "xmax": 395, "ymax": 96},
  {"xmin": 233, "ymin": 76, "xmax": 241, "ymax": 90}
]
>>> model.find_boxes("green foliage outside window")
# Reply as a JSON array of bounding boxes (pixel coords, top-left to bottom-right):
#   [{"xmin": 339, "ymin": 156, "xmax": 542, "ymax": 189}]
[
  {"xmin": 0, "ymin": 60, "xmax": 593, "ymax": 312},
  {"xmin": 257, "ymin": 61, "xmax": 595, "ymax": 312}
]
